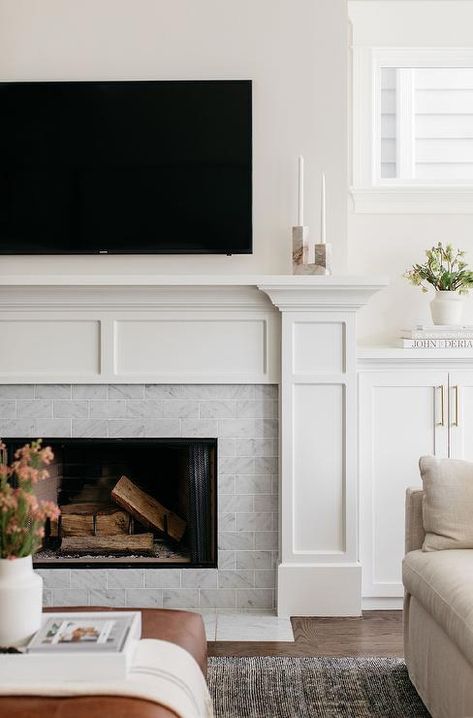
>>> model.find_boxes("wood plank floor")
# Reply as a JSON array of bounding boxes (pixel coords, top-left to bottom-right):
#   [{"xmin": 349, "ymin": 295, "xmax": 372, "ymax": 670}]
[{"xmin": 208, "ymin": 610, "xmax": 403, "ymax": 658}]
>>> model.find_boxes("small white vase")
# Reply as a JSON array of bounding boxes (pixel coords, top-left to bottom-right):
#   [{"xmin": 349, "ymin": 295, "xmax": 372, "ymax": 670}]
[
  {"xmin": 430, "ymin": 290, "xmax": 464, "ymax": 326},
  {"xmin": 0, "ymin": 555, "xmax": 43, "ymax": 646}
]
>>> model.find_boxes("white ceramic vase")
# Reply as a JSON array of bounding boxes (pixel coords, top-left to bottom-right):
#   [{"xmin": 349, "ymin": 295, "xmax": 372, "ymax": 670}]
[
  {"xmin": 0, "ymin": 555, "xmax": 42, "ymax": 646},
  {"xmin": 430, "ymin": 290, "xmax": 464, "ymax": 326}
]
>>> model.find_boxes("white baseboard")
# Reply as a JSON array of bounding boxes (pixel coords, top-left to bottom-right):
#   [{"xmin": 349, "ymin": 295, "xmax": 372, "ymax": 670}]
[
  {"xmin": 362, "ymin": 597, "xmax": 403, "ymax": 611},
  {"xmin": 277, "ymin": 563, "xmax": 362, "ymax": 617}
]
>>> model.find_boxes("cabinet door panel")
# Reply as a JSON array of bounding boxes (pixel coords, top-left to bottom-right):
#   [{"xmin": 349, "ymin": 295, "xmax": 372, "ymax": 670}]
[
  {"xmin": 449, "ymin": 372, "xmax": 473, "ymax": 461},
  {"xmin": 359, "ymin": 372, "xmax": 448, "ymax": 600}
]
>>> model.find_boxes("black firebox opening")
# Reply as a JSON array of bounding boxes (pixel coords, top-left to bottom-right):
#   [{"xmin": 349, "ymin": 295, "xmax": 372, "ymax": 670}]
[{"xmin": 3, "ymin": 438, "xmax": 217, "ymax": 569}]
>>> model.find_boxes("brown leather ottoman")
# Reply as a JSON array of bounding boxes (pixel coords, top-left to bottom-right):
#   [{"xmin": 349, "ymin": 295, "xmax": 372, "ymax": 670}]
[{"xmin": 0, "ymin": 607, "xmax": 208, "ymax": 718}]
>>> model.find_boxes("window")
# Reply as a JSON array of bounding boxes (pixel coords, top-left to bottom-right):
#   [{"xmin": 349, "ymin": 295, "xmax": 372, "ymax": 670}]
[
  {"xmin": 379, "ymin": 67, "xmax": 473, "ymax": 182},
  {"xmin": 352, "ymin": 48, "xmax": 473, "ymax": 212}
]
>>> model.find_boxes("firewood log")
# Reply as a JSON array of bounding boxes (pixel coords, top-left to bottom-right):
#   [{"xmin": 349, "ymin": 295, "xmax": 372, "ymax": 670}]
[
  {"xmin": 111, "ymin": 475, "xmax": 186, "ymax": 542},
  {"xmin": 59, "ymin": 533, "xmax": 154, "ymax": 555},
  {"xmin": 57, "ymin": 503, "xmax": 131, "ymax": 537}
]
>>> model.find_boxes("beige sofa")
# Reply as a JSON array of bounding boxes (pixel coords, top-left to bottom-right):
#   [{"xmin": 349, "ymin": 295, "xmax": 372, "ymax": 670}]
[{"xmin": 403, "ymin": 488, "xmax": 473, "ymax": 718}]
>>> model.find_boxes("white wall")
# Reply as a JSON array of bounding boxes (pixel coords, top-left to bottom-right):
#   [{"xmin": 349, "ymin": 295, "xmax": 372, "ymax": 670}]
[
  {"xmin": 349, "ymin": 1, "xmax": 473, "ymax": 345},
  {"xmin": 0, "ymin": 0, "xmax": 347, "ymax": 277}
]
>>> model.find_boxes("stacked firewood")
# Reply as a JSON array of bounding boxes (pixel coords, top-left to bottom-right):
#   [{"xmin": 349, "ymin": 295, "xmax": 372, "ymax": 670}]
[{"xmin": 53, "ymin": 475, "xmax": 186, "ymax": 555}]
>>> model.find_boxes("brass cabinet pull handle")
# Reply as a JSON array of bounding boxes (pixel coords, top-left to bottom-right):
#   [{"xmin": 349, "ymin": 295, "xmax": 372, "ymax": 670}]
[
  {"xmin": 452, "ymin": 385, "xmax": 460, "ymax": 427},
  {"xmin": 437, "ymin": 385, "xmax": 445, "ymax": 426}
]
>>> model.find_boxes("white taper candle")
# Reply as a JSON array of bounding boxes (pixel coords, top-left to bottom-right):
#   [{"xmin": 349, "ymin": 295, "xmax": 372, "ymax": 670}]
[
  {"xmin": 298, "ymin": 155, "xmax": 304, "ymax": 226},
  {"xmin": 320, "ymin": 172, "xmax": 326, "ymax": 244}
]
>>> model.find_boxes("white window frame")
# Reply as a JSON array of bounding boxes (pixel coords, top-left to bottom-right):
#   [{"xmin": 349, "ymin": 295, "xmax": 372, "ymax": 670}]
[{"xmin": 351, "ymin": 47, "xmax": 473, "ymax": 213}]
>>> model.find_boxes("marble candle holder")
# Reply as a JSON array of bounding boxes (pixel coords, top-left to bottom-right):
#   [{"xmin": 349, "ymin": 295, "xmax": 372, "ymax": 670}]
[{"xmin": 292, "ymin": 226, "xmax": 332, "ymax": 275}]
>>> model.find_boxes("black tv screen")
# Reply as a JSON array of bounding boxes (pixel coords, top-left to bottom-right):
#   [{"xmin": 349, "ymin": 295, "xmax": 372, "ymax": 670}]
[{"xmin": 0, "ymin": 80, "xmax": 252, "ymax": 255}]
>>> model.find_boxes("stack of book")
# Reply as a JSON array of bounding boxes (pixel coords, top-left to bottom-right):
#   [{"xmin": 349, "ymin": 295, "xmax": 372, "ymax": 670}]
[
  {"xmin": 0, "ymin": 611, "xmax": 141, "ymax": 682},
  {"xmin": 399, "ymin": 325, "xmax": 473, "ymax": 349}
]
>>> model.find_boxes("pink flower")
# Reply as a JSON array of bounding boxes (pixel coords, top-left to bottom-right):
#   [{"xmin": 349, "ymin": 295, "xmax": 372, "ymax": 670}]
[{"xmin": 0, "ymin": 439, "xmax": 58, "ymax": 558}]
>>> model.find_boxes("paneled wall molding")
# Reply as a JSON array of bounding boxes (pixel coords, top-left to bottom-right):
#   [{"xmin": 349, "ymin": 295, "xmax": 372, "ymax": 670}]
[{"xmin": 0, "ymin": 274, "xmax": 386, "ymax": 615}]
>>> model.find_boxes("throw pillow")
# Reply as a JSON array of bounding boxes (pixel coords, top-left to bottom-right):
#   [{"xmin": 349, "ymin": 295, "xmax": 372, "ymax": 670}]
[{"xmin": 420, "ymin": 456, "xmax": 473, "ymax": 551}]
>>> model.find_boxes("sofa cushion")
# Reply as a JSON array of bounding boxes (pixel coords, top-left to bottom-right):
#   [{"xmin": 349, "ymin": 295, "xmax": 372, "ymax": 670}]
[
  {"xmin": 419, "ymin": 456, "xmax": 473, "ymax": 551},
  {"xmin": 403, "ymin": 549, "xmax": 473, "ymax": 665}
]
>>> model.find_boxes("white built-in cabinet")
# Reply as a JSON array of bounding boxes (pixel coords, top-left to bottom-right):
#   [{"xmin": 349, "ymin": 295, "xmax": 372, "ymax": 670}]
[{"xmin": 359, "ymin": 355, "xmax": 473, "ymax": 607}]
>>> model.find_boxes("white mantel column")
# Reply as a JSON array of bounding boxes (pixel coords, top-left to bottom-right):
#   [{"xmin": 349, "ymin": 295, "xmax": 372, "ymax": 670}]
[{"xmin": 259, "ymin": 278, "xmax": 386, "ymax": 616}]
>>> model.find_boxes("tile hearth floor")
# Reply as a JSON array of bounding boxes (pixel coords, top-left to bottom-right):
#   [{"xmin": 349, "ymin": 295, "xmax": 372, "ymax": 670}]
[{"xmin": 201, "ymin": 611, "xmax": 294, "ymax": 642}]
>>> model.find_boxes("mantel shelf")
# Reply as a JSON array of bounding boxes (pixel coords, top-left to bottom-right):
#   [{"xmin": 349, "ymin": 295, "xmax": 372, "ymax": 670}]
[{"xmin": 0, "ymin": 273, "xmax": 388, "ymax": 289}]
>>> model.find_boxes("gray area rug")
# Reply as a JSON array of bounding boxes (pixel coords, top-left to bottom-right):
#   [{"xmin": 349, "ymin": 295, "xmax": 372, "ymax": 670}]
[{"xmin": 208, "ymin": 657, "xmax": 430, "ymax": 718}]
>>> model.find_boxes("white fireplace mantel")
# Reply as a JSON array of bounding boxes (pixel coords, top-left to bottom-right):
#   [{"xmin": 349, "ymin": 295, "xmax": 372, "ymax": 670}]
[{"xmin": 0, "ymin": 274, "xmax": 387, "ymax": 616}]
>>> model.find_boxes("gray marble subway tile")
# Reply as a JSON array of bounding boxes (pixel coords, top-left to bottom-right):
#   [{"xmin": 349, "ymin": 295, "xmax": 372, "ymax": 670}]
[
  {"xmin": 126, "ymin": 589, "xmax": 163, "ymax": 608},
  {"xmin": 89, "ymin": 589, "xmax": 126, "ymax": 607},
  {"xmin": 126, "ymin": 400, "xmax": 163, "ymax": 418},
  {"xmin": 71, "ymin": 569, "xmax": 107, "ymax": 590},
  {"xmin": 217, "ymin": 439, "xmax": 236, "ymax": 456},
  {"xmin": 73, "ymin": 385, "xmax": 107, "ymax": 400},
  {"xmin": 236, "ymin": 550, "xmax": 272, "ymax": 570},
  {"xmin": 219, "ymin": 456, "xmax": 255, "ymax": 475},
  {"xmin": 218, "ymin": 532, "xmax": 255, "ymax": 550},
  {"xmin": 181, "ymin": 569, "xmax": 218, "ymax": 589},
  {"xmin": 161, "ymin": 401, "xmax": 199, "ymax": 419},
  {"xmin": 52, "ymin": 589, "xmax": 88, "ymax": 606},
  {"xmin": 107, "ymin": 569, "xmax": 144, "ymax": 589},
  {"xmin": 177, "ymin": 386, "xmax": 217, "ymax": 400},
  {"xmin": 200, "ymin": 589, "xmax": 236, "ymax": 609},
  {"xmin": 199, "ymin": 401, "xmax": 237, "ymax": 419},
  {"xmin": 42, "ymin": 589, "xmax": 53, "ymax": 607},
  {"xmin": 255, "ymin": 532, "xmax": 279, "ymax": 550},
  {"xmin": 109, "ymin": 419, "xmax": 180, "ymax": 438},
  {"xmin": 218, "ymin": 570, "xmax": 255, "ymax": 590},
  {"xmin": 163, "ymin": 589, "xmax": 200, "ymax": 609},
  {"xmin": 254, "ymin": 420, "xmax": 278, "ymax": 438},
  {"xmin": 218, "ymin": 550, "xmax": 236, "ymax": 570},
  {"xmin": 181, "ymin": 385, "xmax": 254, "ymax": 401},
  {"xmin": 0, "ymin": 401, "xmax": 16, "ymax": 418},
  {"xmin": 53, "ymin": 401, "xmax": 88, "ymax": 418},
  {"xmin": 0, "ymin": 385, "xmax": 34, "ymax": 399},
  {"xmin": 218, "ymin": 419, "xmax": 256, "ymax": 438},
  {"xmin": 236, "ymin": 475, "xmax": 272, "ymax": 495},
  {"xmin": 72, "ymin": 419, "xmax": 108, "ymax": 438},
  {"xmin": 145, "ymin": 385, "xmax": 183, "ymax": 400},
  {"xmin": 108, "ymin": 419, "xmax": 145, "ymax": 437},
  {"xmin": 218, "ymin": 513, "xmax": 236, "ymax": 532},
  {"xmin": 0, "ymin": 419, "xmax": 35, "ymax": 436},
  {"xmin": 144, "ymin": 569, "xmax": 182, "ymax": 589},
  {"xmin": 254, "ymin": 385, "xmax": 278, "ymax": 400},
  {"xmin": 236, "ymin": 512, "xmax": 273, "ymax": 532},
  {"xmin": 89, "ymin": 401, "xmax": 127, "ymax": 418},
  {"xmin": 236, "ymin": 438, "xmax": 278, "ymax": 457},
  {"xmin": 218, "ymin": 474, "xmax": 235, "ymax": 494},
  {"xmin": 255, "ymin": 457, "xmax": 278, "ymax": 475},
  {"xmin": 271, "ymin": 476, "xmax": 279, "ymax": 495},
  {"xmin": 219, "ymin": 495, "xmax": 253, "ymax": 513},
  {"xmin": 144, "ymin": 420, "xmax": 181, "ymax": 437},
  {"xmin": 236, "ymin": 401, "xmax": 278, "ymax": 419},
  {"xmin": 254, "ymin": 495, "xmax": 278, "ymax": 512},
  {"xmin": 109, "ymin": 385, "xmax": 145, "ymax": 400},
  {"xmin": 36, "ymin": 419, "xmax": 72, "ymax": 437},
  {"xmin": 17, "ymin": 400, "xmax": 52, "ymax": 418},
  {"xmin": 180, "ymin": 419, "xmax": 218, "ymax": 438},
  {"xmin": 272, "ymin": 513, "xmax": 279, "ymax": 532},
  {"xmin": 220, "ymin": 386, "xmax": 255, "ymax": 401},
  {"xmin": 236, "ymin": 589, "xmax": 274, "ymax": 610},
  {"xmin": 255, "ymin": 570, "xmax": 277, "ymax": 589},
  {"xmin": 36, "ymin": 385, "xmax": 72, "ymax": 399},
  {"xmin": 37, "ymin": 569, "xmax": 71, "ymax": 589}
]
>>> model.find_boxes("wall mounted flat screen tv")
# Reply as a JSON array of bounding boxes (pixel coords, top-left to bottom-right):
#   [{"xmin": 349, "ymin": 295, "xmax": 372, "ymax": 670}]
[{"xmin": 0, "ymin": 80, "xmax": 252, "ymax": 254}]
